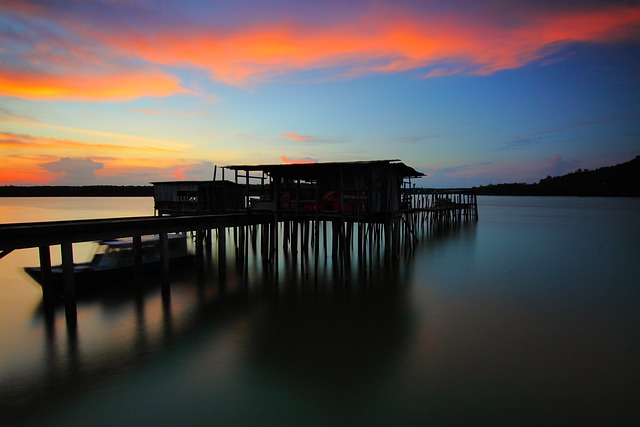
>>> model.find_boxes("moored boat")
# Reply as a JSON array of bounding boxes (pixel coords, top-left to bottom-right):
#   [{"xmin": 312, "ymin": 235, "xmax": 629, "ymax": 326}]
[{"xmin": 24, "ymin": 233, "xmax": 194, "ymax": 294}]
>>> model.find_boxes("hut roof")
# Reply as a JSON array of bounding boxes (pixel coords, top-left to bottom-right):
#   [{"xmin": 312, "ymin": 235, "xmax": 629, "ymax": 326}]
[{"xmin": 224, "ymin": 160, "xmax": 424, "ymax": 180}]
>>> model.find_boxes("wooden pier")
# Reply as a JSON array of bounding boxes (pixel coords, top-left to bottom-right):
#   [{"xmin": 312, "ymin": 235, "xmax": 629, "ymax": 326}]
[{"xmin": 0, "ymin": 160, "xmax": 477, "ymax": 324}]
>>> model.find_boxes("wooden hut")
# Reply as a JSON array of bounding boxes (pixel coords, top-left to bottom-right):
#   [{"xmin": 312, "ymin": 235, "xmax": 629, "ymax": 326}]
[
  {"xmin": 152, "ymin": 180, "xmax": 243, "ymax": 215},
  {"xmin": 224, "ymin": 160, "xmax": 424, "ymax": 220}
]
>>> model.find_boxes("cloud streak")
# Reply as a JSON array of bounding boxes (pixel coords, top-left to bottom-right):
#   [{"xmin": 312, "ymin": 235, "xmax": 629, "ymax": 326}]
[
  {"xmin": 0, "ymin": 68, "xmax": 189, "ymax": 101},
  {"xmin": 280, "ymin": 155, "xmax": 317, "ymax": 164},
  {"xmin": 0, "ymin": 132, "xmax": 181, "ymax": 153},
  {"xmin": 282, "ymin": 132, "xmax": 341, "ymax": 144},
  {"xmin": 1, "ymin": 1, "xmax": 638, "ymax": 99},
  {"xmin": 283, "ymin": 132, "xmax": 313, "ymax": 142},
  {"xmin": 97, "ymin": 5, "xmax": 640, "ymax": 86}
]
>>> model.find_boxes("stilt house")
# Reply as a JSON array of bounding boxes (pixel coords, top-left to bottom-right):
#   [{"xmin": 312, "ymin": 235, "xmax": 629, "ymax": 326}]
[{"xmin": 225, "ymin": 160, "xmax": 424, "ymax": 220}]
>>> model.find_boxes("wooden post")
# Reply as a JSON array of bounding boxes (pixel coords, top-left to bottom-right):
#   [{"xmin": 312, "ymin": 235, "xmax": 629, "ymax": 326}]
[
  {"xmin": 291, "ymin": 220, "xmax": 299, "ymax": 256},
  {"xmin": 357, "ymin": 223, "xmax": 364, "ymax": 266},
  {"xmin": 261, "ymin": 223, "xmax": 269, "ymax": 261},
  {"xmin": 303, "ymin": 220, "xmax": 310, "ymax": 257},
  {"xmin": 314, "ymin": 173, "xmax": 321, "ymax": 281},
  {"xmin": 322, "ymin": 220, "xmax": 327, "ymax": 259},
  {"xmin": 244, "ymin": 225, "xmax": 250, "ymax": 278},
  {"xmin": 474, "ymin": 194, "xmax": 479, "ymax": 220},
  {"xmin": 133, "ymin": 235, "xmax": 143, "ymax": 282},
  {"xmin": 234, "ymin": 170, "xmax": 239, "ymax": 211},
  {"xmin": 218, "ymin": 227, "xmax": 226, "ymax": 277},
  {"xmin": 344, "ymin": 221, "xmax": 352, "ymax": 267},
  {"xmin": 238, "ymin": 225, "xmax": 245, "ymax": 262},
  {"xmin": 282, "ymin": 220, "xmax": 289, "ymax": 252},
  {"xmin": 38, "ymin": 246, "xmax": 55, "ymax": 308},
  {"xmin": 246, "ymin": 170, "xmax": 250, "ymax": 212},
  {"xmin": 273, "ymin": 177, "xmax": 279, "ymax": 271},
  {"xmin": 61, "ymin": 242, "xmax": 77, "ymax": 325},
  {"xmin": 314, "ymin": 220, "xmax": 320, "ymax": 282},
  {"xmin": 205, "ymin": 229, "xmax": 212, "ymax": 253},
  {"xmin": 331, "ymin": 220, "xmax": 339, "ymax": 259},
  {"xmin": 159, "ymin": 232, "xmax": 170, "ymax": 291},
  {"xmin": 384, "ymin": 220, "xmax": 391, "ymax": 264},
  {"xmin": 251, "ymin": 224, "xmax": 257, "ymax": 252},
  {"xmin": 195, "ymin": 229, "xmax": 203, "ymax": 269},
  {"xmin": 272, "ymin": 216, "xmax": 278, "ymax": 265}
]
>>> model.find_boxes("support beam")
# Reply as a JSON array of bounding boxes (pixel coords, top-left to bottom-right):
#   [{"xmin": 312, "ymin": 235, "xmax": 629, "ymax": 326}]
[
  {"xmin": 195, "ymin": 229, "xmax": 203, "ymax": 269},
  {"xmin": 133, "ymin": 235, "xmax": 143, "ymax": 282},
  {"xmin": 159, "ymin": 232, "xmax": 170, "ymax": 291},
  {"xmin": 61, "ymin": 242, "xmax": 77, "ymax": 324},
  {"xmin": 39, "ymin": 246, "xmax": 55, "ymax": 307},
  {"xmin": 218, "ymin": 227, "xmax": 226, "ymax": 277}
]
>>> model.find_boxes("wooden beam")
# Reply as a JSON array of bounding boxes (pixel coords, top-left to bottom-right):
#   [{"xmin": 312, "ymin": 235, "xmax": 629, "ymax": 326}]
[
  {"xmin": 61, "ymin": 242, "xmax": 77, "ymax": 324},
  {"xmin": 39, "ymin": 246, "xmax": 54, "ymax": 307},
  {"xmin": 0, "ymin": 213, "xmax": 270, "ymax": 251},
  {"xmin": 133, "ymin": 235, "xmax": 143, "ymax": 282},
  {"xmin": 159, "ymin": 232, "xmax": 170, "ymax": 291}
]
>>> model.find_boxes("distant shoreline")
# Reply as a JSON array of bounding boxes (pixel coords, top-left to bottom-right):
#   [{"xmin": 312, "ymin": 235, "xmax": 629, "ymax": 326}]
[
  {"xmin": 473, "ymin": 155, "xmax": 639, "ymax": 197},
  {"xmin": 2, "ymin": 156, "xmax": 638, "ymax": 198},
  {"xmin": 0, "ymin": 186, "xmax": 154, "ymax": 197},
  {"xmin": 2, "ymin": 184, "xmax": 637, "ymax": 198}
]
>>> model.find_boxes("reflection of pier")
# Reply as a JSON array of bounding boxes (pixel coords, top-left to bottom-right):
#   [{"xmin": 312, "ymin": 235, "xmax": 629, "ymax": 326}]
[{"xmin": 0, "ymin": 160, "xmax": 477, "ymax": 324}]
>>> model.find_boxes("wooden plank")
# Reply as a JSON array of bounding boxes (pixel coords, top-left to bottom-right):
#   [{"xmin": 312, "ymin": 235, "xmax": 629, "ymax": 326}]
[{"xmin": 0, "ymin": 213, "xmax": 270, "ymax": 251}]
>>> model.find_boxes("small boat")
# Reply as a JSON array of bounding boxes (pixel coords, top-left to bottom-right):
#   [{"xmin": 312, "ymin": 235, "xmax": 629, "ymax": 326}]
[{"xmin": 24, "ymin": 233, "xmax": 194, "ymax": 294}]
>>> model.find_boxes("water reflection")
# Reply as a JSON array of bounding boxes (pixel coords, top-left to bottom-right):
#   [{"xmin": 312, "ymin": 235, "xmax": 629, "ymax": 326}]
[
  {"xmin": 3, "ymin": 197, "xmax": 639, "ymax": 425},
  {"xmin": 247, "ymin": 265, "xmax": 413, "ymax": 398},
  {"xmin": 1, "ymin": 224, "xmax": 440, "ymax": 426}
]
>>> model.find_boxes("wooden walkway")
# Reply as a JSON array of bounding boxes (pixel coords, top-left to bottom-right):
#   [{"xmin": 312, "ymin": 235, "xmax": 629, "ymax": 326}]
[
  {"xmin": 0, "ymin": 213, "xmax": 267, "ymax": 251},
  {"xmin": 0, "ymin": 212, "xmax": 271, "ymax": 324},
  {"xmin": 0, "ymin": 189, "xmax": 477, "ymax": 325}
]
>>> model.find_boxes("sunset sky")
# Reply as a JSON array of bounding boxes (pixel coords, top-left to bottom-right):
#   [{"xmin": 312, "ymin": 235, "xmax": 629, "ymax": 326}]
[{"xmin": 1, "ymin": 0, "xmax": 639, "ymax": 187}]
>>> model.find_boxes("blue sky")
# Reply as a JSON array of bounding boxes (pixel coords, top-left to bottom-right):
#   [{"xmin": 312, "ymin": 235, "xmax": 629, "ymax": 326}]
[{"xmin": 1, "ymin": 0, "xmax": 639, "ymax": 187}]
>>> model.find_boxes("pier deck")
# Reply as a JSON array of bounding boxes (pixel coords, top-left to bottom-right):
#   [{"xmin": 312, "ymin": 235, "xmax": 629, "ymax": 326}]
[
  {"xmin": 0, "ymin": 212, "xmax": 268, "ymax": 251},
  {"xmin": 0, "ymin": 188, "xmax": 477, "ymax": 325}
]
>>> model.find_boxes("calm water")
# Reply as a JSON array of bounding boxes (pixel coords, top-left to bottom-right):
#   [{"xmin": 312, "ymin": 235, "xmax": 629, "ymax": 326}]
[{"xmin": 0, "ymin": 196, "xmax": 639, "ymax": 426}]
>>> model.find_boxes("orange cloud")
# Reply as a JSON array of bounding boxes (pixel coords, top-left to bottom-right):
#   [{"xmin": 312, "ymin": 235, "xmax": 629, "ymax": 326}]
[
  {"xmin": 0, "ymin": 68, "xmax": 189, "ymax": 101},
  {"xmin": 1, "ymin": 152, "xmax": 215, "ymax": 185},
  {"xmin": 92, "ymin": 5, "xmax": 640, "ymax": 85},
  {"xmin": 283, "ymin": 132, "xmax": 312, "ymax": 142},
  {"xmin": 0, "ymin": 132, "xmax": 179, "ymax": 153},
  {"xmin": 172, "ymin": 167, "xmax": 186, "ymax": 179},
  {"xmin": 280, "ymin": 155, "xmax": 317, "ymax": 164},
  {"xmin": 0, "ymin": 153, "xmax": 55, "ymax": 184},
  {"xmin": 2, "ymin": 2, "xmax": 639, "ymax": 102},
  {"xmin": 0, "ymin": 168, "xmax": 53, "ymax": 185}
]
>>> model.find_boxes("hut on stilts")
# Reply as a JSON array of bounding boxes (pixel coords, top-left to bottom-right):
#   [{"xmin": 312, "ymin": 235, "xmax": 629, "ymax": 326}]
[
  {"xmin": 149, "ymin": 160, "xmax": 478, "ymax": 279},
  {"xmin": 219, "ymin": 160, "xmax": 478, "ymax": 271}
]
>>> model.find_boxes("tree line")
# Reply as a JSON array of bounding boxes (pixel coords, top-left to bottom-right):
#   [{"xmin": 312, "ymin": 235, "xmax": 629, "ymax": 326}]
[
  {"xmin": 473, "ymin": 156, "xmax": 640, "ymax": 197},
  {"xmin": 0, "ymin": 185, "xmax": 154, "ymax": 197}
]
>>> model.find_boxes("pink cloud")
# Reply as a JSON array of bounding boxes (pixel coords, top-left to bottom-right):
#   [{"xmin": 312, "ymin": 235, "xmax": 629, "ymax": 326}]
[
  {"xmin": 283, "ymin": 132, "xmax": 313, "ymax": 142},
  {"xmin": 0, "ymin": 68, "xmax": 189, "ymax": 101},
  {"xmin": 1, "ymin": 1, "xmax": 639, "ymax": 99},
  {"xmin": 89, "ymin": 5, "xmax": 640, "ymax": 85},
  {"xmin": 280, "ymin": 155, "xmax": 317, "ymax": 164}
]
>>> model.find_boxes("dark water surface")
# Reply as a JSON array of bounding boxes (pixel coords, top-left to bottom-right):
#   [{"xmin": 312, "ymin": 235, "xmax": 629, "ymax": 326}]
[{"xmin": 0, "ymin": 197, "xmax": 638, "ymax": 425}]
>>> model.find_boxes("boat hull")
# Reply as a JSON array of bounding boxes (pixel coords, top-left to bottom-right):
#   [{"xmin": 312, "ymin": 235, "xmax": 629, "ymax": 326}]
[{"xmin": 24, "ymin": 255, "xmax": 195, "ymax": 296}]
